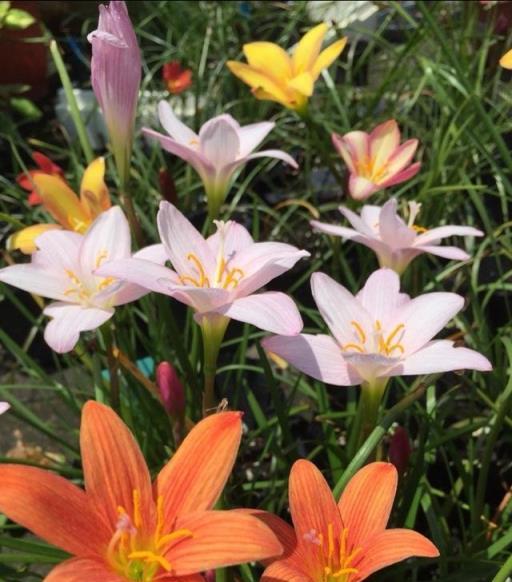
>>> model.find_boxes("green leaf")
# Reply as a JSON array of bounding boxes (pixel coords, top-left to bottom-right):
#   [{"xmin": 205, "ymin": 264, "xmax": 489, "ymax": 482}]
[
  {"xmin": 4, "ymin": 7, "xmax": 34, "ymax": 29},
  {"xmin": 9, "ymin": 97, "xmax": 42, "ymax": 121}
]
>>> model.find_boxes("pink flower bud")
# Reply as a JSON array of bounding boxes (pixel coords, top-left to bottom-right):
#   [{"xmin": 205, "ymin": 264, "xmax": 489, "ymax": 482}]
[
  {"xmin": 156, "ymin": 362, "xmax": 185, "ymax": 418},
  {"xmin": 203, "ymin": 570, "xmax": 215, "ymax": 582},
  {"xmin": 388, "ymin": 426, "xmax": 411, "ymax": 475}
]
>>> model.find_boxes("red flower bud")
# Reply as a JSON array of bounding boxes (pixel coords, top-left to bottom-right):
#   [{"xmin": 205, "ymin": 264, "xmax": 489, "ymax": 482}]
[
  {"xmin": 388, "ymin": 426, "xmax": 411, "ymax": 475},
  {"xmin": 158, "ymin": 168, "xmax": 178, "ymax": 205},
  {"xmin": 156, "ymin": 361, "xmax": 185, "ymax": 418}
]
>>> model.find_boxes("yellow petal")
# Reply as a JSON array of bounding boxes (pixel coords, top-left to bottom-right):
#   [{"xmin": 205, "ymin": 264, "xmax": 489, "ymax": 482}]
[
  {"xmin": 79, "ymin": 157, "xmax": 111, "ymax": 219},
  {"xmin": 311, "ymin": 37, "xmax": 348, "ymax": 79},
  {"xmin": 7, "ymin": 224, "xmax": 62, "ymax": 254},
  {"xmin": 31, "ymin": 174, "xmax": 90, "ymax": 232},
  {"xmin": 227, "ymin": 60, "xmax": 292, "ymax": 105},
  {"xmin": 500, "ymin": 48, "xmax": 512, "ymax": 69},
  {"xmin": 288, "ymin": 72, "xmax": 314, "ymax": 97},
  {"xmin": 292, "ymin": 23, "xmax": 328, "ymax": 75},
  {"xmin": 243, "ymin": 41, "xmax": 293, "ymax": 80}
]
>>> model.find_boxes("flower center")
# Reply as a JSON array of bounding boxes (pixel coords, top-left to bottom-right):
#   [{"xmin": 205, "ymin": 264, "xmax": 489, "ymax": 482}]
[
  {"xmin": 179, "ymin": 253, "xmax": 244, "ymax": 290},
  {"xmin": 63, "ymin": 250, "xmax": 118, "ymax": 304},
  {"xmin": 355, "ymin": 156, "xmax": 388, "ymax": 183},
  {"xmin": 303, "ymin": 524, "xmax": 361, "ymax": 582},
  {"xmin": 342, "ymin": 320, "xmax": 405, "ymax": 357},
  {"xmin": 107, "ymin": 489, "xmax": 193, "ymax": 582}
]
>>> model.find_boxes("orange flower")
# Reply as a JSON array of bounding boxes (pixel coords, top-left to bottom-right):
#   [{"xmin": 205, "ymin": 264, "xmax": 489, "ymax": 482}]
[
  {"xmin": 259, "ymin": 460, "xmax": 439, "ymax": 582},
  {"xmin": 163, "ymin": 61, "xmax": 192, "ymax": 94},
  {"xmin": 0, "ymin": 402, "xmax": 282, "ymax": 581},
  {"xmin": 9, "ymin": 157, "xmax": 111, "ymax": 254}
]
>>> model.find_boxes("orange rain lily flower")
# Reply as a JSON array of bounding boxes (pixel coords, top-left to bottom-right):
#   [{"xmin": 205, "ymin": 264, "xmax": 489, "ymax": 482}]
[
  {"xmin": 0, "ymin": 401, "xmax": 282, "ymax": 581},
  {"xmin": 259, "ymin": 460, "xmax": 439, "ymax": 582},
  {"xmin": 227, "ymin": 23, "xmax": 347, "ymax": 112},
  {"xmin": 163, "ymin": 61, "xmax": 193, "ymax": 94},
  {"xmin": 9, "ymin": 157, "xmax": 111, "ymax": 254}
]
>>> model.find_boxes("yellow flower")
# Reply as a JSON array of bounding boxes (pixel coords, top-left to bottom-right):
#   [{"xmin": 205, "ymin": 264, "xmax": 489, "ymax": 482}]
[
  {"xmin": 9, "ymin": 158, "xmax": 111, "ymax": 254},
  {"xmin": 500, "ymin": 48, "xmax": 512, "ymax": 69},
  {"xmin": 227, "ymin": 23, "xmax": 347, "ymax": 112}
]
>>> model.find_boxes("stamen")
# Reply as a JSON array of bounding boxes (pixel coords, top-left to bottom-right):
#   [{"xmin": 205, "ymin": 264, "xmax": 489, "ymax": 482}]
[
  {"xmin": 342, "ymin": 343, "xmax": 365, "ymax": 353},
  {"xmin": 350, "ymin": 321, "xmax": 366, "ymax": 344},
  {"xmin": 386, "ymin": 323, "xmax": 404, "ymax": 347},
  {"xmin": 387, "ymin": 343, "xmax": 405, "ymax": 355},
  {"xmin": 327, "ymin": 523, "xmax": 334, "ymax": 565},
  {"xmin": 132, "ymin": 489, "xmax": 142, "ymax": 529},
  {"xmin": 407, "ymin": 201, "xmax": 422, "ymax": 227},
  {"xmin": 186, "ymin": 253, "xmax": 209, "ymax": 287},
  {"xmin": 95, "ymin": 249, "xmax": 108, "ymax": 268},
  {"xmin": 223, "ymin": 267, "xmax": 244, "ymax": 289},
  {"xmin": 128, "ymin": 551, "xmax": 172, "ymax": 572},
  {"xmin": 156, "ymin": 528, "xmax": 193, "ymax": 549},
  {"xmin": 412, "ymin": 224, "xmax": 428, "ymax": 233}
]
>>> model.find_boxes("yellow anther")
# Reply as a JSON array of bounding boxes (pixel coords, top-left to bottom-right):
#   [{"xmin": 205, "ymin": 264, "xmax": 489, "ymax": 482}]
[
  {"xmin": 65, "ymin": 269, "xmax": 81, "ymax": 285},
  {"xmin": 95, "ymin": 249, "xmax": 108, "ymax": 268},
  {"xmin": 128, "ymin": 551, "xmax": 172, "ymax": 572},
  {"xmin": 98, "ymin": 276, "xmax": 115, "ymax": 291},
  {"xmin": 387, "ymin": 343, "xmax": 405, "ymax": 355},
  {"xmin": 157, "ymin": 528, "xmax": 194, "ymax": 549},
  {"xmin": 386, "ymin": 323, "xmax": 404, "ymax": 346},
  {"xmin": 350, "ymin": 321, "xmax": 366, "ymax": 344},
  {"xmin": 327, "ymin": 523, "xmax": 334, "ymax": 563},
  {"xmin": 223, "ymin": 267, "xmax": 244, "ymax": 289},
  {"xmin": 342, "ymin": 343, "xmax": 365, "ymax": 353},
  {"xmin": 412, "ymin": 225, "xmax": 428, "ymax": 233},
  {"xmin": 132, "ymin": 490, "xmax": 142, "ymax": 529}
]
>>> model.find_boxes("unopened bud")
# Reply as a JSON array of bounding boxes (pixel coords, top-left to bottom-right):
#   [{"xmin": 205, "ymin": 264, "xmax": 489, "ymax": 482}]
[
  {"xmin": 388, "ymin": 426, "xmax": 411, "ymax": 475},
  {"xmin": 156, "ymin": 362, "xmax": 185, "ymax": 418},
  {"xmin": 159, "ymin": 168, "xmax": 178, "ymax": 205}
]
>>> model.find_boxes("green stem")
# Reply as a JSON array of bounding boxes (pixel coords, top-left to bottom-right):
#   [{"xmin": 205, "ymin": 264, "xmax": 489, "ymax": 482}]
[
  {"xmin": 355, "ymin": 378, "xmax": 389, "ymax": 451},
  {"xmin": 49, "ymin": 40, "xmax": 94, "ymax": 164},
  {"xmin": 491, "ymin": 553, "xmax": 512, "ymax": 582},
  {"xmin": 200, "ymin": 315, "xmax": 229, "ymax": 415}
]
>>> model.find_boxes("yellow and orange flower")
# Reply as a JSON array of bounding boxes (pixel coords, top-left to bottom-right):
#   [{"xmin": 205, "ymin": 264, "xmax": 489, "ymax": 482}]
[
  {"xmin": 0, "ymin": 402, "xmax": 282, "ymax": 581},
  {"xmin": 500, "ymin": 48, "xmax": 512, "ymax": 69},
  {"xmin": 9, "ymin": 157, "xmax": 111, "ymax": 254},
  {"xmin": 256, "ymin": 460, "xmax": 439, "ymax": 582},
  {"xmin": 227, "ymin": 23, "xmax": 347, "ymax": 112}
]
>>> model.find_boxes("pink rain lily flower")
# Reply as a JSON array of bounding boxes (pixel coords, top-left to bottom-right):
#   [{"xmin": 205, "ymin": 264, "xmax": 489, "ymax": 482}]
[
  {"xmin": 0, "ymin": 402, "xmax": 9, "ymax": 416},
  {"xmin": 311, "ymin": 198, "xmax": 483, "ymax": 274},
  {"xmin": 263, "ymin": 269, "xmax": 491, "ymax": 388},
  {"xmin": 0, "ymin": 207, "xmax": 166, "ymax": 353},
  {"xmin": 332, "ymin": 120, "xmax": 421, "ymax": 200},
  {"xmin": 143, "ymin": 101, "xmax": 298, "ymax": 218},
  {"xmin": 88, "ymin": 1, "xmax": 141, "ymax": 186},
  {"xmin": 96, "ymin": 201, "xmax": 308, "ymax": 336}
]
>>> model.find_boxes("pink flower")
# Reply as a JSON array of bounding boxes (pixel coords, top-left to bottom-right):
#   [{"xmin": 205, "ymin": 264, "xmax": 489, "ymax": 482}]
[
  {"xmin": 96, "ymin": 201, "xmax": 308, "ymax": 336},
  {"xmin": 0, "ymin": 402, "xmax": 10, "ymax": 416},
  {"xmin": 262, "ymin": 269, "xmax": 491, "ymax": 386},
  {"xmin": 143, "ymin": 102, "xmax": 298, "ymax": 218},
  {"xmin": 87, "ymin": 1, "xmax": 141, "ymax": 186},
  {"xmin": 0, "ymin": 207, "xmax": 166, "ymax": 353},
  {"xmin": 332, "ymin": 120, "xmax": 421, "ymax": 200},
  {"xmin": 311, "ymin": 198, "xmax": 483, "ymax": 274}
]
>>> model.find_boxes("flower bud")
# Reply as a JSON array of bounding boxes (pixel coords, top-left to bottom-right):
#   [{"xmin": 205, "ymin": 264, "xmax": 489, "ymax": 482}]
[
  {"xmin": 388, "ymin": 426, "xmax": 411, "ymax": 475},
  {"xmin": 156, "ymin": 361, "xmax": 185, "ymax": 418}
]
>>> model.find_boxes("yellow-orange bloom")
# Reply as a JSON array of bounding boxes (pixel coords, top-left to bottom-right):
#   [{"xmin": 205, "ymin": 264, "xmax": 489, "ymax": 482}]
[
  {"xmin": 500, "ymin": 48, "xmax": 512, "ymax": 69},
  {"xmin": 255, "ymin": 460, "xmax": 439, "ymax": 582},
  {"xmin": 0, "ymin": 401, "xmax": 282, "ymax": 581},
  {"xmin": 227, "ymin": 23, "xmax": 347, "ymax": 112},
  {"xmin": 9, "ymin": 157, "xmax": 111, "ymax": 254}
]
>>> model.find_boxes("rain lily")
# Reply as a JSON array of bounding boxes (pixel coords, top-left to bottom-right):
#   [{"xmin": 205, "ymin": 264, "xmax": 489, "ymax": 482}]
[
  {"xmin": 311, "ymin": 198, "xmax": 483, "ymax": 274},
  {"xmin": 0, "ymin": 401, "xmax": 282, "ymax": 581},
  {"xmin": 8, "ymin": 157, "xmax": 111, "ymax": 254},
  {"xmin": 163, "ymin": 61, "xmax": 192, "ymax": 94},
  {"xmin": 500, "ymin": 48, "xmax": 512, "ymax": 68},
  {"xmin": 97, "ymin": 202, "xmax": 308, "ymax": 409},
  {"xmin": 263, "ymin": 268, "xmax": 491, "ymax": 392},
  {"xmin": 88, "ymin": 0, "xmax": 141, "ymax": 186},
  {"xmin": 16, "ymin": 151, "xmax": 64, "ymax": 206},
  {"xmin": 258, "ymin": 460, "xmax": 439, "ymax": 582},
  {"xmin": 332, "ymin": 120, "xmax": 421, "ymax": 200},
  {"xmin": 143, "ymin": 102, "xmax": 298, "ymax": 218},
  {"xmin": 0, "ymin": 206, "xmax": 166, "ymax": 353},
  {"xmin": 0, "ymin": 402, "xmax": 9, "ymax": 415},
  {"xmin": 156, "ymin": 361, "xmax": 185, "ymax": 419},
  {"xmin": 227, "ymin": 23, "xmax": 347, "ymax": 112}
]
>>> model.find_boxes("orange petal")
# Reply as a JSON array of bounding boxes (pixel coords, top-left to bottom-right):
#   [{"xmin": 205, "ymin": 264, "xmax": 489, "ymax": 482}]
[
  {"xmin": 169, "ymin": 510, "xmax": 283, "ymax": 575},
  {"xmin": 32, "ymin": 173, "xmax": 89, "ymax": 232},
  {"xmin": 7, "ymin": 224, "xmax": 62, "ymax": 254},
  {"xmin": 500, "ymin": 48, "xmax": 512, "ymax": 69},
  {"xmin": 44, "ymin": 558, "xmax": 124, "ymax": 581},
  {"xmin": 356, "ymin": 528, "xmax": 439, "ymax": 580},
  {"xmin": 338, "ymin": 462, "xmax": 397, "ymax": 548},
  {"xmin": 80, "ymin": 157, "xmax": 111, "ymax": 219},
  {"xmin": 289, "ymin": 460, "xmax": 343, "ymax": 552},
  {"xmin": 155, "ymin": 411, "xmax": 242, "ymax": 519},
  {"xmin": 0, "ymin": 465, "xmax": 109, "ymax": 557},
  {"xmin": 262, "ymin": 560, "xmax": 310, "ymax": 582},
  {"xmin": 80, "ymin": 401, "xmax": 154, "ymax": 535},
  {"xmin": 158, "ymin": 576, "xmax": 205, "ymax": 582}
]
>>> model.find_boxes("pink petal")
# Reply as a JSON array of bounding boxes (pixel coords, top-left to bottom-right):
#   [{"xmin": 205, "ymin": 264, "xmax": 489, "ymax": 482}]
[
  {"xmin": 342, "ymin": 352, "xmax": 400, "ymax": 383},
  {"xmin": 170, "ymin": 286, "xmax": 231, "ymax": 313},
  {"xmin": 238, "ymin": 121, "xmax": 275, "ymax": 157},
  {"xmin": 262, "ymin": 333, "xmax": 360, "ymax": 385},
  {"xmin": 386, "ymin": 340, "xmax": 492, "ymax": 376},
  {"xmin": 398, "ymin": 292, "xmax": 464, "ymax": 354},
  {"xmin": 233, "ymin": 242, "xmax": 310, "ymax": 297},
  {"xmin": 0, "ymin": 402, "xmax": 10, "ymax": 415},
  {"xmin": 311, "ymin": 272, "xmax": 372, "ymax": 347},
  {"xmin": 216, "ymin": 291, "xmax": 303, "ymax": 335},
  {"xmin": 380, "ymin": 161, "xmax": 421, "ymax": 188},
  {"xmin": 414, "ymin": 225, "xmax": 483, "ymax": 246},
  {"xmin": 339, "ymin": 206, "xmax": 377, "ymax": 236},
  {"xmin": 43, "ymin": 303, "xmax": 114, "ymax": 353},
  {"xmin": 378, "ymin": 199, "xmax": 415, "ymax": 249},
  {"xmin": 133, "ymin": 243, "xmax": 168, "ymax": 262},
  {"xmin": 245, "ymin": 149, "xmax": 298, "ymax": 169},
  {"xmin": 385, "ymin": 139, "xmax": 419, "ymax": 176},
  {"xmin": 33, "ymin": 230, "xmax": 82, "ymax": 271},
  {"xmin": 332, "ymin": 131, "xmax": 369, "ymax": 173},
  {"xmin": 310, "ymin": 220, "xmax": 360, "ymax": 239},
  {"xmin": 359, "ymin": 205, "xmax": 382, "ymax": 231},
  {"xmin": 348, "ymin": 175, "xmax": 379, "ymax": 200},
  {"xmin": 415, "ymin": 245, "xmax": 470, "ymax": 261},
  {"xmin": 157, "ymin": 202, "xmax": 216, "ymax": 278},
  {"xmin": 0, "ymin": 264, "xmax": 69, "ymax": 302},
  {"xmin": 199, "ymin": 115, "xmax": 240, "ymax": 168},
  {"xmin": 206, "ymin": 221, "xmax": 254, "ymax": 257},
  {"xmin": 369, "ymin": 119, "xmax": 400, "ymax": 171},
  {"xmin": 158, "ymin": 100, "xmax": 198, "ymax": 144},
  {"xmin": 356, "ymin": 269, "xmax": 404, "ymax": 328}
]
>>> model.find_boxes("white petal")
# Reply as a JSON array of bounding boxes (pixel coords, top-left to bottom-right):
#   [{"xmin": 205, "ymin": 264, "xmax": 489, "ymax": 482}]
[
  {"xmin": 206, "ymin": 221, "xmax": 254, "ymax": 258},
  {"xmin": 414, "ymin": 225, "xmax": 483, "ymax": 246},
  {"xmin": 32, "ymin": 231, "xmax": 83, "ymax": 271},
  {"xmin": 199, "ymin": 115, "xmax": 240, "ymax": 169},
  {"xmin": 238, "ymin": 122, "xmax": 275, "ymax": 157},
  {"xmin": 133, "ymin": 243, "xmax": 168, "ymax": 263},
  {"xmin": 356, "ymin": 268, "xmax": 404, "ymax": 327},
  {"xmin": 158, "ymin": 100, "xmax": 198, "ymax": 144},
  {"xmin": 0, "ymin": 264, "xmax": 68, "ymax": 302},
  {"xmin": 0, "ymin": 402, "xmax": 10, "ymax": 415},
  {"xmin": 379, "ymin": 199, "xmax": 415, "ymax": 249},
  {"xmin": 244, "ymin": 149, "xmax": 298, "ymax": 169}
]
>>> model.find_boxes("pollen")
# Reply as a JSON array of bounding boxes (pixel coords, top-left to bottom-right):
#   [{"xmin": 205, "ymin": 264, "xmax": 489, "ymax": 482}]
[{"xmin": 340, "ymin": 320, "xmax": 406, "ymax": 358}]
